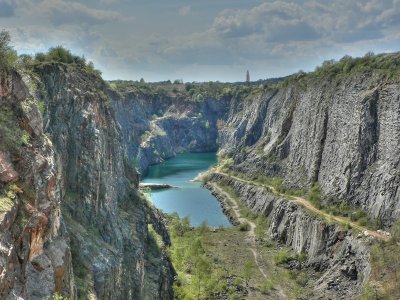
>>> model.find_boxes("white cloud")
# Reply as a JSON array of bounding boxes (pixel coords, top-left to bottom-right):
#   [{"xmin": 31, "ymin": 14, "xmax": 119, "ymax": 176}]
[
  {"xmin": 5, "ymin": 0, "xmax": 400, "ymax": 81},
  {"xmin": 20, "ymin": 0, "xmax": 125, "ymax": 26},
  {"xmin": 179, "ymin": 5, "xmax": 191, "ymax": 17}
]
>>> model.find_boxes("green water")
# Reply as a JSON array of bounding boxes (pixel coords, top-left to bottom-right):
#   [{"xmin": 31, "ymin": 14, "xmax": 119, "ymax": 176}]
[{"xmin": 142, "ymin": 152, "xmax": 231, "ymax": 227}]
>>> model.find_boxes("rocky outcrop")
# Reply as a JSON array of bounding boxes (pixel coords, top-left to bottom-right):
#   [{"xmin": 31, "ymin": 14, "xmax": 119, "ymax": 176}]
[
  {"xmin": 207, "ymin": 173, "xmax": 370, "ymax": 299},
  {"xmin": 0, "ymin": 70, "xmax": 74, "ymax": 299},
  {"xmin": 35, "ymin": 63, "xmax": 173, "ymax": 299}
]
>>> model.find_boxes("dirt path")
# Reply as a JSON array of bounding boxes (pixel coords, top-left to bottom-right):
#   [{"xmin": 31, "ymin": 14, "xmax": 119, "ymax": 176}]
[{"xmin": 215, "ymin": 171, "xmax": 390, "ymax": 241}]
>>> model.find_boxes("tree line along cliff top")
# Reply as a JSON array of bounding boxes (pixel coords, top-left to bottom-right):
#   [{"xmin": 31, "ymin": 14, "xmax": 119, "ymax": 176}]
[{"xmin": 2, "ymin": 29, "xmax": 400, "ymax": 102}]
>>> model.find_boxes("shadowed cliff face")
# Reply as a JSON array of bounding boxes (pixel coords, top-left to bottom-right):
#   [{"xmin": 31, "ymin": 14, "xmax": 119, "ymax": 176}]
[
  {"xmin": 0, "ymin": 67, "xmax": 174, "ymax": 299},
  {"xmin": 35, "ymin": 63, "xmax": 174, "ymax": 299},
  {"xmin": 111, "ymin": 91, "xmax": 229, "ymax": 175}
]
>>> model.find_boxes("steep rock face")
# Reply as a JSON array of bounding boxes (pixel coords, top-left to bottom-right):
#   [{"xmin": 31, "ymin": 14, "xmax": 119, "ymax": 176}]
[
  {"xmin": 34, "ymin": 63, "xmax": 173, "ymax": 299},
  {"xmin": 218, "ymin": 73, "xmax": 400, "ymax": 226},
  {"xmin": 112, "ymin": 92, "xmax": 228, "ymax": 174},
  {"xmin": 0, "ymin": 71, "xmax": 74, "ymax": 299},
  {"xmin": 206, "ymin": 173, "xmax": 370, "ymax": 299}
]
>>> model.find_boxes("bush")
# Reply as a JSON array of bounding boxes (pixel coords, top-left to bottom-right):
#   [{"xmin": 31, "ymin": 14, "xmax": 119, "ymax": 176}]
[
  {"xmin": 308, "ymin": 183, "xmax": 321, "ymax": 209},
  {"xmin": 0, "ymin": 30, "xmax": 17, "ymax": 70},
  {"xmin": 238, "ymin": 222, "xmax": 250, "ymax": 231},
  {"xmin": 47, "ymin": 46, "xmax": 74, "ymax": 63},
  {"xmin": 274, "ymin": 249, "xmax": 292, "ymax": 264},
  {"xmin": 32, "ymin": 46, "xmax": 102, "ymax": 77},
  {"xmin": 260, "ymin": 279, "xmax": 274, "ymax": 294}
]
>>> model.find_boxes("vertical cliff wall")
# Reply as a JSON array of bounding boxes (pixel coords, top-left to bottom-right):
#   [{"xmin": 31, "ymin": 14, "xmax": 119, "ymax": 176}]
[
  {"xmin": 218, "ymin": 70, "xmax": 400, "ymax": 226},
  {"xmin": 0, "ymin": 66, "xmax": 174, "ymax": 299},
  {"xmin": 0, "ymin": 70, "xmax": 74, "ymax": 299}
]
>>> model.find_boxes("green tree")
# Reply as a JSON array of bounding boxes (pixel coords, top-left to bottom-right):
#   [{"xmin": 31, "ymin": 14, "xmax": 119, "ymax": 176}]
[
  {"xmin": 0, "ymin": 30, "xmax": 17, "ymax": 70},
  {"xmin": 195, "ymin": 255, "xmax": 211, "ymax": 300},
  {"xmin": 47, "ymin": 46, "xmax": 74, "ymax": 63}
]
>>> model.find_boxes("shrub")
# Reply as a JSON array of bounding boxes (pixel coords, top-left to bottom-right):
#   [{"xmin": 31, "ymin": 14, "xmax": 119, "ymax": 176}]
[
  {"xmin": 260, "ymin": 279, "xmax": 274, "ymax": 294},
  {"xmin": 274, "ymin": 249, "xmax": 292, "ymax": 264},
  {"xmin": 0, "ymin": 30, "xmax": 17, "ymax": 70},
  {"xmin": 308, "ymin": 183, "xmax": 321, "ymax": 209},
  {"xmin": 238, "ymin": 222, "xmax": 250, "ymax": 231},
  {"xmin": 32, "ymin": 46, "xmax": 102, "ymax": 77},
  {"xmin": 46, "ymin": 46, "xmax": 74, "ymax": 63}
]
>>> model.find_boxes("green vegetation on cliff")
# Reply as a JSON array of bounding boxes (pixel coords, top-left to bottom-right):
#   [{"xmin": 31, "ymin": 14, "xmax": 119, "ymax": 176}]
[
  {"xmin": 0, "ymin": 107, "xmax": 24, "ymax": 151},
  {"xmin": 277, "ymin": 52, "xmax": 400, "ymax": 90},
  {"xmin": 108, "ymin": 79, "xmax": 261, "ymax": 102},
  {"xmin": 0, "ymin": 30, "xmax": 17, "ymax": 70}
]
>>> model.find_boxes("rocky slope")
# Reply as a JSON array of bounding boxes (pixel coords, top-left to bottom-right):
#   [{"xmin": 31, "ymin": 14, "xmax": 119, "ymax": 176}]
[
  {"xmin": 206, "ymin": 173, "xmax": 370, "ymax": 299},
  {"xmin": 0, "ymin": 66, "xmax": 174, "ymax": 299}
]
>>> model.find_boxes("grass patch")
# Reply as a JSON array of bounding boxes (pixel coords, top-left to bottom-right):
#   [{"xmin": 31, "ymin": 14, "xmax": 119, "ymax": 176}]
[
  {"xmin": 166, "ymin": 213, "xmax": 312, "ymax": 299},
  {"xmin": 0, "ymin": 196, "xmax": 14, "ymax": 212},
  {"xmin": 222, "ymin": 170, "xmax": 381, "ymax": 231},
  {"xmin": 362, "ymin": 238, "xmax": 400, "ymax": 299},
  {"xmin": 273, "ymin": 249, "xmax": 293, "ymax": 265},
  {"xmin": 259, "ymin": 279, "xmax": 274, "ymax": 294}
]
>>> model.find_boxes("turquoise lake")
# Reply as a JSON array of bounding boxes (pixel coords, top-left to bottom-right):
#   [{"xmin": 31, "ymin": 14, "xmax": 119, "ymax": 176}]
[{"xmin": 142, "ymin": 152, "xmax": 231, "ymax": 227}]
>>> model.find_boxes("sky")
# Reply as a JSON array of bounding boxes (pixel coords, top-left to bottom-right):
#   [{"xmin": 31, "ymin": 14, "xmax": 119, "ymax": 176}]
[{"xmin": 1, "ymin": 0, "xmax": 400, "ymax": 82}]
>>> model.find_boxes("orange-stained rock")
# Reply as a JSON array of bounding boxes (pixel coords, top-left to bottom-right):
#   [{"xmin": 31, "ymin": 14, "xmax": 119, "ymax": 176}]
[
  {"xmin": 54, "ymin": 265, "xmax": 65, "ymax": 293},
  {"xmin": 47, "ymin": 177, "xmax": 56, "ymax": 200},
  {"xmin": 28, "ymin": 213, "xmax": 49, "ymax": 261}
]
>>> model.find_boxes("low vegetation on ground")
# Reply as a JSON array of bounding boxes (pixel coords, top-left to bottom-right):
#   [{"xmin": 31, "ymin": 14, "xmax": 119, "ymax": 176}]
[
  {"xmin": 223, "ymin": 169, "xmax": 381, "ymax": 231},
  {"xmin": 361, "ymin": 221, "xmax": 400, "ymax": 299},
  {"xmin": 165, "ymin": 179, "xmax": 315, "ymax": 300}
]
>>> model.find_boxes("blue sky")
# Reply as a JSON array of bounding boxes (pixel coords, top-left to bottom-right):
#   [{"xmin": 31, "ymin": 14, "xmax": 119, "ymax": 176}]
[{"xmin": 1, "ymin": 0, "xmax": 400, "ymax": 82}]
